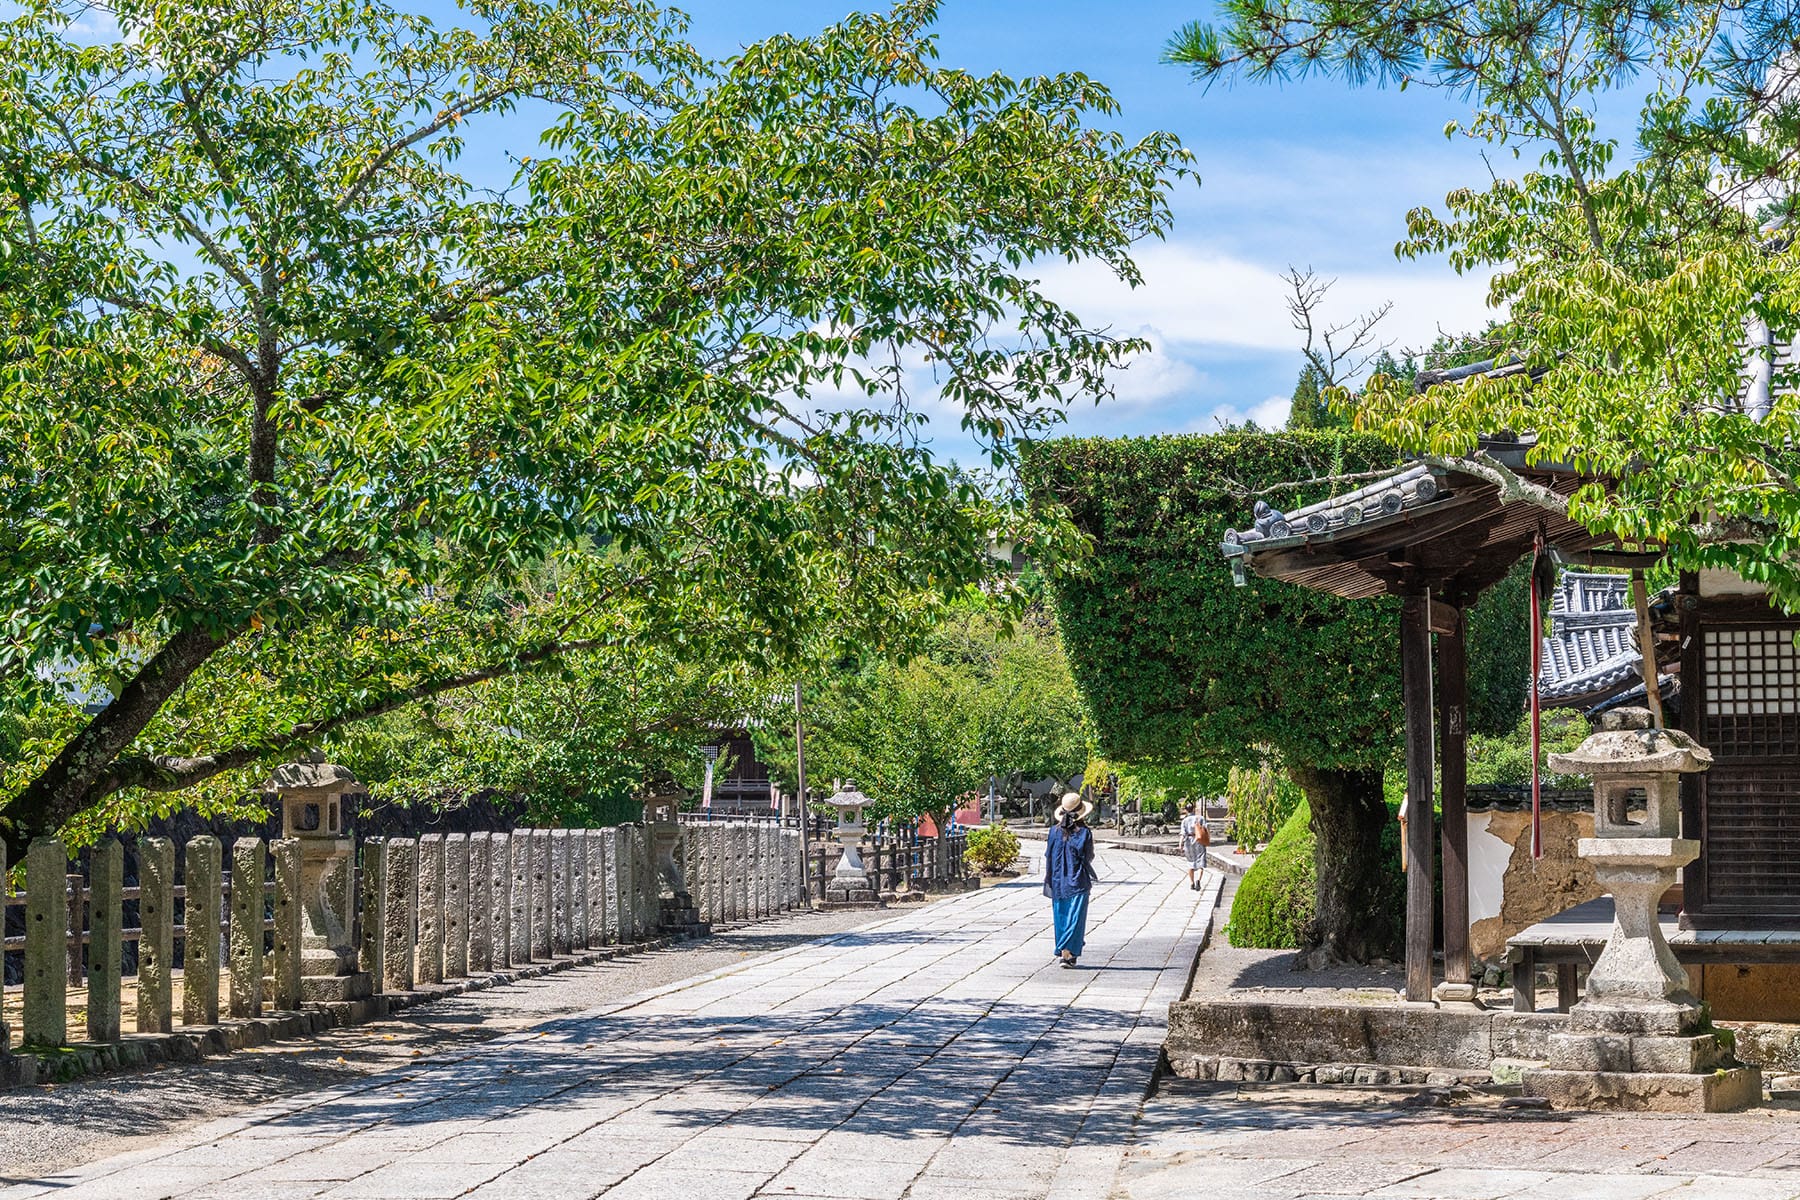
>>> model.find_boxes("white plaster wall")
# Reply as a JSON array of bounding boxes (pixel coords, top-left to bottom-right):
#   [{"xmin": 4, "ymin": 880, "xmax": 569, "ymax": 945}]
[
  {"xmin": 1466, "ymin": 811, "xmax": 1511, "ymax": 927},
  {"xmin": 1699, "ymin": 567, "xmax": 1767, "ymax": 597}
]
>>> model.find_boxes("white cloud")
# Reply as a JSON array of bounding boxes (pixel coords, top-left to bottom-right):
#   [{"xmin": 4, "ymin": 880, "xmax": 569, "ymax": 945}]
[{"xmin": 1037, "ymin": 241, "xmax": 1499, "ymax": 363}]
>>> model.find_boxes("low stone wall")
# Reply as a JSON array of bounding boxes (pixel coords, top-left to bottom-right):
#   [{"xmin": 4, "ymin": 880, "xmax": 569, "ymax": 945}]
[{"xmin": 1164, "ymin": 997, "xmax": 1567, "ymax": 1079}]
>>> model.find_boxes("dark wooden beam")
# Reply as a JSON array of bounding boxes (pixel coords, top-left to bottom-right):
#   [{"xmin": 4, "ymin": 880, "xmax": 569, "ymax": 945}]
[
  {"xmin": 1437, "ymin": 601, "xmax": 1471, "ymax": 987},
  {"xmin": 1428, "ymin": 601, "xmax": 1462, "ymax": 637},
  {"xmin": 1401, "ymin": 594, "xmax": 1437, "ymax": 1003}
]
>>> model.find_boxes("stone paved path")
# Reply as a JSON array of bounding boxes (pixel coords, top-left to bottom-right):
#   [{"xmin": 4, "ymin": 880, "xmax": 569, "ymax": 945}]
[
  {"xmin": 0, "ymin": 847, "xmax": 1216, "ymax": 1200},
  {"xmin": 1120, "ymin": 1087, "xmax": 1800, "ymax": 1199}
]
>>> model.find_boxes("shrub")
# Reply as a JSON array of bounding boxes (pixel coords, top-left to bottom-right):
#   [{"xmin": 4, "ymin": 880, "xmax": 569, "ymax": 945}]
[
  {"xmin": 1226, "ymin": 793, "xmax": 1408, "ymax": 953},
  {"xmin": 1226, "ymin": 801, "xmax": 1317, "ymax": 948},
  {"xmin": 966, "ymin": 821, "xmax": 1022, "ymax": 874}
]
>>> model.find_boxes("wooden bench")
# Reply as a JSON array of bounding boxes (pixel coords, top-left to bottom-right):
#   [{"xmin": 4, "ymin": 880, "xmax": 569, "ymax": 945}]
[{"xmin": 1507, "ymin": 897, "xmax": 1800, "ymax": 1012}]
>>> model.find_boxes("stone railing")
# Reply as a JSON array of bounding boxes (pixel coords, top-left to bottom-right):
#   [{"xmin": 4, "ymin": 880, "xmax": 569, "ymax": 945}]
[{"xmin": 0, "ymin": 822, "xmax": 804, "ymax": 1068}]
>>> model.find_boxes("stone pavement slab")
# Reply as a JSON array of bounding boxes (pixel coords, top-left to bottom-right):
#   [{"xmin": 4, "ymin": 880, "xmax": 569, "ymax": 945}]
[{"xmin": 0, "ymin": 847, "xmax": 1218, "ymax": 1200}]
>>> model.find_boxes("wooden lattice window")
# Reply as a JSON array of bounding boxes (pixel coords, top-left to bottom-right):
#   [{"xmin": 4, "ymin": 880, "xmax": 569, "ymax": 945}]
[{"xmin": 1703, "ymin": 625, "xmax": 1800, "ymax": 759}]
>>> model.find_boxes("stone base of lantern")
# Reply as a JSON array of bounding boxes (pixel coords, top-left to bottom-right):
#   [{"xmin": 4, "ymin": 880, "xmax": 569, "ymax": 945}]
[
  {"xmin": 823, "ymin": 878, "xmax": 881, "ymax": 909},
  {"xmin": 658, "ymin": 893, "xmax": 711, "ymax": 939},
  {"xmin": 299, "ymin": 971, "xmax": 373, "ymax": 1004},
  {"xmin": 1521, "ymin": 1063, "xmax": 1761, "ymax": 1113}
]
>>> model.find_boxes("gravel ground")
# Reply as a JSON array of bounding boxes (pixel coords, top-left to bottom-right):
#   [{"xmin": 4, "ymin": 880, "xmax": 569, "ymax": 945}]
[{"xmin": 0, "ymin": 908, "xmax": 887, "ymax": 1180}]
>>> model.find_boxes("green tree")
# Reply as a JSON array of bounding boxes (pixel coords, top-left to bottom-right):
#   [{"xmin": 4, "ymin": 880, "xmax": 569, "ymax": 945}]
[
  {"xmin": 1168, "ymin": 3, "xmax": 1800, "ymax": 600},
  {"xmin": 1285, "ymin": 363, "xmax": 1341, "ymax": 430},
  {"xmin": 1023, "ymin": 432, "xmax": 1405, "ymax": 962},
  {"xmin": 761, "ymin": 608, "xmax": 1092, "ymax": 837},
  {"xmin": 0, "ymin": 0, "xmax": 1187, "ymax": 855}
]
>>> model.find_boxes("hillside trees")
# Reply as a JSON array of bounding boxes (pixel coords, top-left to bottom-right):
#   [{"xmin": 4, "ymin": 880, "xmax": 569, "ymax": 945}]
[{"xmin": 0, "ymin": 0, "xmax": 1187, "ymax": 855}]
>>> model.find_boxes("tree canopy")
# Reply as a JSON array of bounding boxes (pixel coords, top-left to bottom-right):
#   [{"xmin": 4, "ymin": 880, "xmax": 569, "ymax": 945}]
[
  {"xmin": 1170, "ymin": 2, "xmax": 1800, "ymax": 605},
  {"xmin": 756, "ymin": 606, "xmax": 1092, "ymax": 826},
  {"xmin": 0, "ymin": 0, "xmax": 1188, "ymax": 853}
]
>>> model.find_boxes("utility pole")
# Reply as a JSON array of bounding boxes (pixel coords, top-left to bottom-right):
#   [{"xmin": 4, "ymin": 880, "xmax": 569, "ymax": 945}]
[{"xmin": 793, "ymin": 683, "xmax": 807, "ymax": 828}]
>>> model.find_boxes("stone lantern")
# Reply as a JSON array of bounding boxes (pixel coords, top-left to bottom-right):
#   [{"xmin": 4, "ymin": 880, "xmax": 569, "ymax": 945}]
[
  {"xmin": 1521, "ymin": 708, "xmax": 1759, "ymax": 1111},
  {"xmin": 642, "ymin": 785, "xmax": 707, "ymax": 937},
  {"xmin": 824, "ymin": 782, "xmax": 877, "ymax": 907},
  {"xmin": 266, "ymin": 753, "xmax": 370, "ymax": 1001},
  {"xmin": 640, "ymin": 787, "xmax": 685, "ymax": 899}
]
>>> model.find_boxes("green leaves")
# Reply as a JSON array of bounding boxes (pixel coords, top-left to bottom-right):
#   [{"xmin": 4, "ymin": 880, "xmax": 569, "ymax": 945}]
[
  {"xmin": 1022, "ymin": 432, "xmax": 1405, "ymax": 775},
  {"xmin": 1185, "ymin": 2, "xmax": 1800, "ymax": 604},
  {"xmin": 0, "ymin": 0, "xmax": 1186, "ymax": 840}
]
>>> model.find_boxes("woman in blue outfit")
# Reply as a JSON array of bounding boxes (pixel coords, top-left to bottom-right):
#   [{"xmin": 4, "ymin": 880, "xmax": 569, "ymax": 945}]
[{"xmin": 1044, "ymin": 792, "xmax": 1098, "ymax": 968}]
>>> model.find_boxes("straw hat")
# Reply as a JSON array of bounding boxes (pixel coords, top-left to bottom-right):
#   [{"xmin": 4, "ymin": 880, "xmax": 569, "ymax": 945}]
[{"xmin": 1053, "ymin": 792, "xmax": 1094, "ymax": 822}]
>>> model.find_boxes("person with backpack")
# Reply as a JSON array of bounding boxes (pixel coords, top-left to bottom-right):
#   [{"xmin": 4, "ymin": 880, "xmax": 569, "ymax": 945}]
[
  {"xmin": 1180, "ymin": 800, "xmax": 1211, "ymax": 892},
  {"xmin": 1045, "ymin": 792, "xmax": 1098, "ymax": 968}
]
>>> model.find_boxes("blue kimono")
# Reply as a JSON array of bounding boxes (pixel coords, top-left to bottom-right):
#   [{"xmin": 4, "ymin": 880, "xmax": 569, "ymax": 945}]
[{"xmin": 1043, "ymin": 822, "xmax": 1097, "ymax": 959}]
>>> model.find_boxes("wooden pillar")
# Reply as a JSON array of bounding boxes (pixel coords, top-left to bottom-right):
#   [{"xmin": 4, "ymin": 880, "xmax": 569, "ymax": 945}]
[
  {"xmin": 1401, "ymin": 594, "xmax": 1437, "ymax": 1004},
  {"xmin": 1437, "ymin": 602, "xmax": 1472, "ymax": 988}
]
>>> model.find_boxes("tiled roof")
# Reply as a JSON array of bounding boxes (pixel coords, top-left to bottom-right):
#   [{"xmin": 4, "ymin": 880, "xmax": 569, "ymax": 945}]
[
  {"xmin": 1538, "ymin": 571, "xmax": 1655, "ymax": 705},
  {"xmin": 1220, "ymin": 463, "xmax": 1447, "ymax": 550}
]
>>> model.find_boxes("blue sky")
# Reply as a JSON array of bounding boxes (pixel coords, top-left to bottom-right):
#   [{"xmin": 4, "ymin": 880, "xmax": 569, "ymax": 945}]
[{"xmin": 665, "ymin": 1, "xmax": 1502, "ymax": 457}]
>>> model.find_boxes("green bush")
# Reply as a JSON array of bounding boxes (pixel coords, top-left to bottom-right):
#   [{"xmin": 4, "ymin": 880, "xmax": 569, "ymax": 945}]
[
  {"xmin": 1226, "ymin": 801, "xmax": 1317, "ymax": 948},
  {"xmin": 966, "ymin": 821, "xmax": 1022, "ymax": 874},
  {"xmin": 1226, "ymin": 792, "xmax": 1409, "ymax": 953}
]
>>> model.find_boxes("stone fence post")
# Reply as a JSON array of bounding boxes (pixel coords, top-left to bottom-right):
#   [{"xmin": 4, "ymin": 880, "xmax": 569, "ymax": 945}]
[
  {"xmin": 138, "ymin": 837, "xmax": 175, "ymax": 1034},
  {"xmin": 570, "ymin": 830, "xmax": 588, "ymax": 951},
  {"xmin": 87, "ymin": 841, "xmax": 122, "ymax": 1044},
  {"xmin": 601, "ymin": 828, "xmax": 621, "ymax": 945},
  {"xmin": 271, "ymin": 838, "xmax": 303, "ymax": 1011},
  {"xmin": 531, "ymin": 830, "xmax": 552, "ymax": 960},
  {"xmin": 636, "ymin": 825, "xmax": 656, "ymax": 935},
  {"xmin": 23, "ymin": 837, "xmax": 66, "ymax": 1047},
  {"xmin": 382, "ymin": 837, "xmax": 416, "ymax": 992},
  {"xmin": 359, "ymin": 839, "xmax": 386, "ymax": 987},
  {"xmin": 509, "ymin": 831, "xmax": 532, "ymax": 966},
  {"xmin": 468, "ymin": 833, "xmax": 493, "ymax": 973},
  {"xmin": 493, "ymin": 832, "xmax": 514, "ymax": 972},
  {"xmin": 416, "ymin": 834, "xmax": 443, "ymax": 986},
  {"xmin": 229, "ymin": 838, "xmax": 266, "ymax": 1020},
  {"xmin": 184, "ymin": 836, "xmax": 222, "ymax": 1026},
  {"xmin": 551, "ymin": 830, "xmax": 571, "ymax": 957},
  {"xmin": 585, "ymin": 831, "xmax": 606, "ymax": 948},
  {"xmin": 711, "ymin": 826, "xmax": 728, "ymax": 925},
  {"xmin": 612, "ymin": 827, "xmax": 632, "ymax": 943},
  {"xmin": 445, "ymin": 834, "xmax": 469, "ymax": 980}
]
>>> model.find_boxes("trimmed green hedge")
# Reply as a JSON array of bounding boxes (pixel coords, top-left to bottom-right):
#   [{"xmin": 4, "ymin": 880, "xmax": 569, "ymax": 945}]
[
  {"xmin": 1226, "ymin": 794, "xmax": 1409, "ymax": 952},
  {"xmin": 1227, "ymin": 801, "xmax": 1317, "ymax": 948}
]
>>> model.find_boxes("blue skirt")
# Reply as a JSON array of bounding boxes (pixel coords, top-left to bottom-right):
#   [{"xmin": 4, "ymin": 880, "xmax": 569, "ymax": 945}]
[{"xmin": 1051, "ymin": 892, "xmax": 1089, "ymax": 959}]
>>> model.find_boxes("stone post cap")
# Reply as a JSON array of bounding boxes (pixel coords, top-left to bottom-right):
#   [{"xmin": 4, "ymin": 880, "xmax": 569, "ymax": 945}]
[{"xmin": 1548, "ymin": 710, "xmax": 1713, "ymax": 778}]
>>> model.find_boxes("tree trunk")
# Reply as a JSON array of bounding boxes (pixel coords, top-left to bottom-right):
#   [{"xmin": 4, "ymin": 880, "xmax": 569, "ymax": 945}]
[
  {"xmin": 1290, "ymin": 762, "xmax": 1396, "ymax": 965},
  {"xmin": 1, "ymin": 624, "xmax": 234, "ymax": 860}
]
